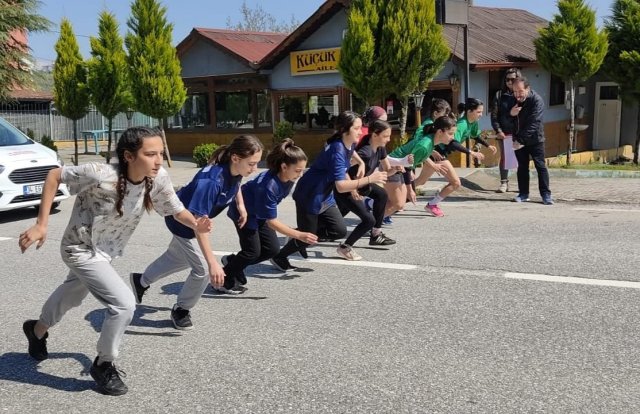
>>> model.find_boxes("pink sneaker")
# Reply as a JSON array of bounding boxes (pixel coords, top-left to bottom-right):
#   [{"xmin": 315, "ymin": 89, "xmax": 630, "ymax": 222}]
[{"xmin": 425, "ymin": 203, "xmax": 445, "ymax": 217}]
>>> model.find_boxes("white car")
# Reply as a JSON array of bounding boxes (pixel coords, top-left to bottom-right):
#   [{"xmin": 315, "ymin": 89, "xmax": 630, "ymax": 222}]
[{"xmin": 0, "ymin": 117, "xmax": 70, "ymax": 211}]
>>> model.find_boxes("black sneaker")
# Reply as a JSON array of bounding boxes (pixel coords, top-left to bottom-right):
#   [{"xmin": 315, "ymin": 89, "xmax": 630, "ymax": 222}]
[
  {"xmin": 129, "ymin": 273, "xmax": 148, "ymax": 304},
  {"xmin": 212, "ymin": 284, "xmax": 248, "ymax": 295},
  {"xmin": 22, "ymin": 320, "xmax": 48, "ymax": 361},
  {"xmin": 269, "ymin": 256, "xmax": 296, "ymax": 272},
  {"xmin": 170, "ymin": 305, "xmax": 193, "ymax": 330},
  {"xmin": 89, "ymin": 357, "xmax": 128, "ymax": 396},
  {"xmin": 369, "ymin": 233, "xmax": 396, "ymax": 246}
]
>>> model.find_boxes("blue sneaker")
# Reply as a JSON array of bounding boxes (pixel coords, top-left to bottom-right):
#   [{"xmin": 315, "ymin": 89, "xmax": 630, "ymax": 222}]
[
  {"xmin": 382, "ymin": 216, "xmax": 393, "ymax": 225},
  {"xmin": 512, "ymin": 194, "xmax": 530, "ymax": 203},
  {"xmin": 542, "ymin": 195, "xmax": 554, "ymax": 205}
]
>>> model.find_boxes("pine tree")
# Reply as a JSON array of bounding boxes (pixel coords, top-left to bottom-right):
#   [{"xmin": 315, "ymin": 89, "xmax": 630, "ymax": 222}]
[
  {"xmin": 88, "ymin": 11, "xmax": 129, "ymax": 163},
  {"xmin": 0, "ymin": 0, "xmax": 50, "ymax": 102},
  {"xmin": 338, "ymin": 0, "xmax": 386, "ymax": 105},
  {"xmin": 340, "ymin": 0, "xmax": 449, "ymax": 136},
  {"xmin": 605, "ymin": 0, "xmax": 640, "ymax": 165},
  {"xmin": 53, "ymin": 19, "xmax": 89, "ymax": 166},
  {"xmin": 125, "ymin": 0, "xmax": 186, "ymax": 166},
  {"xmin": 534, "ymin": 0, "xmax": 608, "ymax": 165}
]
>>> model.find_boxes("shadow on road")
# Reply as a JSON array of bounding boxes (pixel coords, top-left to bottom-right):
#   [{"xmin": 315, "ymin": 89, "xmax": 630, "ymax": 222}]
[{"xmin": 0, "ymin": 352, "xmax": 94, "ymax": 392}]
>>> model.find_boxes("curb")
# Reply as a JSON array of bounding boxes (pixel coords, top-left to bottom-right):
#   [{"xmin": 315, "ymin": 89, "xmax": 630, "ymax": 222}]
[{"xmin": 481, "ymin": 167, "xmax": 640, "ymax": 179}]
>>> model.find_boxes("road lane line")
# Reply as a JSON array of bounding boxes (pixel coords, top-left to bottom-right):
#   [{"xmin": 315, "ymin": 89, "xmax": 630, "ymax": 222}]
[
  {"xmin": 0, "ymin": 237, "xmax": 12, "ymax": 241},
  {"xmin": 505, "ymin": 272, "xmax": 640, "ymax": 289},
  {"xmin": 573, "ymin": 207, "xmax": 640, "ymax": 213},
  {"xmin": 213, "ymin": 250, "xmax": 417, "ymax": 270}
]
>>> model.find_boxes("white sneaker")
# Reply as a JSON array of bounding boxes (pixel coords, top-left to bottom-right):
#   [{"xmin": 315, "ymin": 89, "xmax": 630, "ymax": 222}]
[
  {"xmin": 497, "ymin": 182, "xmax": 508, "ymax": 193},
  {"xmin": 336, "ymin": 245, "xmax": 363, "ymax": 261}
]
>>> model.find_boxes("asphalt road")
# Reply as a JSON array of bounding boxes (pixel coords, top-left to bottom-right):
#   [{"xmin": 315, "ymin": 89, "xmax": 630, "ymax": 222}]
[{"xmin": 1, "ymin": 194, "xmax": 640, "ymax": 413}]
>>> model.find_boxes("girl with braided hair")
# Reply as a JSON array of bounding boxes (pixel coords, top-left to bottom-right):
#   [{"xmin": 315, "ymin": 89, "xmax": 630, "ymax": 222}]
[
  {"xmin": 19, "ymin": 127, "xmax": 212, "ymax": 396},
  {"xmin": 130, "ymin": 135, "xmax": 263, "ymax": 325}
]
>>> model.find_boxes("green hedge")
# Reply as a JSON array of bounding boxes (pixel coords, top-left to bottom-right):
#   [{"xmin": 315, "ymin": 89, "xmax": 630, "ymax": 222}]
[{"xmin": 193, "ymin": 143, "xmax": 219, "ymax": 167}]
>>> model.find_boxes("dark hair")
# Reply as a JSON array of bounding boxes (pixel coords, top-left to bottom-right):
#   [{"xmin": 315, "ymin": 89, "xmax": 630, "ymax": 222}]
[
  {"xmin": 357, "ymin": 119, "xmax": 391, "ymax": 150},
  {"xmin": 115, "ymin": 126, "xmax": 161, "ymax": 217},
  {"xmin": 266, "ymin": 138, "xmax": 307, "ymax": 173},
  {"xmin": 503, "ymin": 67, "xmax": 522, "ymax": 91},
  {"xmin": 424, "ymin": 114, "xmax": 457, "ymax": 136},
  {"xmin": 511, "ymin": 76, "xmax": 530, "ymax": 89},
  {"xmin": 457, "ymin": 97, "xmax": 484, "ymax": 115},
  {"xmin": 208, "ymin": 134, "xmax": 264, "ymax": 165},
  {"xmin": 327, "ymin": 110, "xmax": 360, "ymax": 143},
  {"xmin": 427, "ymin": 98, "xmax": 451, "ymax": 120}
]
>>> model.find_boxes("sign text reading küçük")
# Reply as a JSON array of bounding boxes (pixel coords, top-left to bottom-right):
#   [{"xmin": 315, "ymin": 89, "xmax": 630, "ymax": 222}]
[{"xmin": 290, "ymin": 47, "xmax": 341, "ymax": 76}]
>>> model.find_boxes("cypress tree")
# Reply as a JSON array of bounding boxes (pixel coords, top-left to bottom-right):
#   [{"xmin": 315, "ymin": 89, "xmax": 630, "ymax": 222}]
[
  {"xmin": 605, "ymin": 0, "xmax": 640, "ymax": 165},
  {"xmin": 53, "ymin": 19, "xmax": 89, "ymax": 166},
  {"xmin": 342, "ymin": 0, "xmax": 449, "ymax": 137},
  {"xmin": 125, "ymin": 0, "xmax": 186, "ymax": 166},
  {"xmin": 534, "ymin": 0, "xmax": 608, "ymax": 165},
  {"xmin": 0, "ymin": 0, "xmax": 50, "ymax": 102},
  {"xmin": 338, "ymin": 0, "xmax": 386, "ymax": 105},
  {"xmin": 88, "ymin": 11, "xmax": 129, "ymax": 163}
]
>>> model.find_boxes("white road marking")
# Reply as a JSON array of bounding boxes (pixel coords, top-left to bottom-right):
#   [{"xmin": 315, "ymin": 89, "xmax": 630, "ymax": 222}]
[
  {"xmin": 0, "ymin": 237, "xmax": 12, "ymax": 241},
  {"xmin": 213, "ymin": 250, "xmax": 417, "ymax": 270},
  {"xmin": 573, "ymin": 207, "xmax": 640, "ymax": 213},
  {"xmin": 505, "ymin": 272, "xmax": 640, "ymax": 289}
]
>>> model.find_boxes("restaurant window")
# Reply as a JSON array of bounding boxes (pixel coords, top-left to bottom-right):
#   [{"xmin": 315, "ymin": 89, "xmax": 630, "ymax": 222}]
[
  {"xmin": 549, "ymin": 75, "xmax": 566, "ymax": 106},
  {"xmin": 278, "ymin": 93, "xmax": 339, "ymax": 130},
  {"xmin": 178, "ymin": 93, "xmax": 209, "ymax": 128},
  {"xmin": 216, "ymin": 91, "xmax": 251, "ymax": 128},
  {"xmin": 256, "ymin": 90, "xmax": 272, "ymax": 128}
]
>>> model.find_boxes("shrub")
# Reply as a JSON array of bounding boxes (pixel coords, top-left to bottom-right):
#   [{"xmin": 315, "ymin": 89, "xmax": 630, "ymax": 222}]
[
  {"xmin": 193, "ymin": 143, "xmax": 218, "ymax": 167},
  {"xmin": 273, "ymin": 121, "xmax": 294, "ymax": 144},
  {"xmin": 40, "ymin": 134, "xmax": 58, "ymax": 152}
]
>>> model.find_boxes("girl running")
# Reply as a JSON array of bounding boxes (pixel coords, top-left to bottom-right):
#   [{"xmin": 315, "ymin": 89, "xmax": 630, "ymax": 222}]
[
  {"xmin": 270, "ymin": 110, "xmax": 381, "ymax": 266},
  {"xmin": 386, "ymin": 115, "xmax": 457, "ymax": 216},
  {"xmin": 416, "ymin": 98, "xmax": 496, "ymax": 217},
  {"xmin": 218, "ymin": 139, "xmax": 317, "ymax": 293},
  {"xmin": 129, "ymin": 135, "xmax": 263, "ymax": 329},
  {"xmin": 19, "ymin": 127, "xmax": 211, "ymax": 396},
  {"xmin": 337, "ymin": 119, "xmax": 395, "ymax": 247}
]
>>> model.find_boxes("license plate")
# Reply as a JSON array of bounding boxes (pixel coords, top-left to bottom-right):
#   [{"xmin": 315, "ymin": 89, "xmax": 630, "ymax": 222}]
[{"xmin": 23, "ymin": 183, "xmax": 43, "ymax": 195}]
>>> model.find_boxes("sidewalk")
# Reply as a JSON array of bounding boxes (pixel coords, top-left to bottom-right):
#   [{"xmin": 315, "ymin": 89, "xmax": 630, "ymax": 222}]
[{"xmin": 58, "ymin": 145, "xmax": 640, "ymax": 205}]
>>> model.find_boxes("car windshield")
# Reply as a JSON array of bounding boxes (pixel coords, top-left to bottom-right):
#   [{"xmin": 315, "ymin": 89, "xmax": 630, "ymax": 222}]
[{"xmin": 0, "ymin": 118, "xmax": 32, "ymax": 147}]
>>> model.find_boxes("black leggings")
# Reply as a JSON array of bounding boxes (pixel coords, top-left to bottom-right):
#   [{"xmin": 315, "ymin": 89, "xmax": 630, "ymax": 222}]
[
  {"xmin": 337, "ymin": 184, "xmax": 387, "ymax": 230},
  {"xmin": 223, "ymin": 221, "xmax": 280, "ymax": 288},
  {"xmin": 274, "ymin": 203, "xmax": 347, "ymax": 259}
]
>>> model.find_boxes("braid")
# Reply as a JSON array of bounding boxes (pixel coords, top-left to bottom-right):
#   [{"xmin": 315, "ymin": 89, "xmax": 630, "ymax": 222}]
[
  {"xmin": 116, "ymin": 171, "xmax": 127, "ymax": 217},
  {"xmin": 143, "ymin": 176, "xmax": 154, "ymax": 213}
]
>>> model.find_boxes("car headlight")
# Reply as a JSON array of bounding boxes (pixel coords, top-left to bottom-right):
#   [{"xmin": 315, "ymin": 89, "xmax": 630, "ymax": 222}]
[{"xmin": 56, "ymin": 154, "xmax": 64, "ymax": 167}]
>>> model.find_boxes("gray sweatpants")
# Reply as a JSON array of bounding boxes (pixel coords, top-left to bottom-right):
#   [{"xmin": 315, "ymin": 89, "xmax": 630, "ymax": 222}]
[
  {"xmin": 40, "ymin": 253, "xmax": 136, "ymax": 362},
  {"xmin": 141, "ymin": 235, "xmax": 209, "ymax": 310}
]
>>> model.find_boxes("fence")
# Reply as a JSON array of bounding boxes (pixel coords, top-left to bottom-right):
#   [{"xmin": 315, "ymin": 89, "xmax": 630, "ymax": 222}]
[{"xmin": 0, "ymin": 101, "xmax": 156, "ymax": 141}]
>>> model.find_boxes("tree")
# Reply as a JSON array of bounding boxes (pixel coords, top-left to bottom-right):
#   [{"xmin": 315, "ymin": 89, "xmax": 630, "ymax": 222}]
[
  {"xmin": 339, "ymin": 0, "xmax": 449, "ymax": 137},
  {"xmin": 88, "ymin": 11, "xmax": 129, "ymax": 163},
  {"xmin": 605, "ymin": 0, "xmax": 640, "ymax": 165},
  {"xmin": 0, "ymin": 0, "xmax": 50, "ymax": 102},
  {"xmin": 534, "ymin": 0, "xmax": 608, "ymax": 165},
  {"xmin": 226, "ymin": 0, "xmax": 299, "ymax": 33},
  {"xmin": 53, "ymin": 19, "xmax": 89, "ymax": 166},
  {"xmin": 338, "ymin": 0, "xmax": 386, "ymax": 105},
  {"xmin": 126, "ymin": 0, "xmax": 186, "ymax": 166}
]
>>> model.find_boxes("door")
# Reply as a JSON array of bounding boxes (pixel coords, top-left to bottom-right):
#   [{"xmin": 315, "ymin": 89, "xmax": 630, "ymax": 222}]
[{"xmin": 593, "ymin": 82, "xmax": 621, "ymax": 149}]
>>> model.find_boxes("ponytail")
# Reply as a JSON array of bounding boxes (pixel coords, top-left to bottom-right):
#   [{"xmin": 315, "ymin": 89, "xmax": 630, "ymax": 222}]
[
  {"xmin": 266, "ymin": 138, "xmax": 308, "ymax": 173},
  {"xmin": 208, "ymin": 135, "xmax": 264, "ymax": 165}
]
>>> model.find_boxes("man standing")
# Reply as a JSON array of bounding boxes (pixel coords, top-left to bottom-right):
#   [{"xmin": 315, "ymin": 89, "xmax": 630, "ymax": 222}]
[{"xmin": 510, "ymin": 77, "xmax": 553, "ymax": 205}]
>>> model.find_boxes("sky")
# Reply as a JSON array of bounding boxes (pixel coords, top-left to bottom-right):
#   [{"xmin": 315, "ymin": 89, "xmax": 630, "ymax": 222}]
[{"xmin": 28, "ymin": 0, "xmax": 612, "ymax": 68}]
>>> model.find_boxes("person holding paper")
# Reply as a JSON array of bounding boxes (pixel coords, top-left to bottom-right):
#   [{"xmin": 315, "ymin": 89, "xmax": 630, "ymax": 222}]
[{"xmin": 491, "ymin": 68, "xmax": 521, "ymax": 192}]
